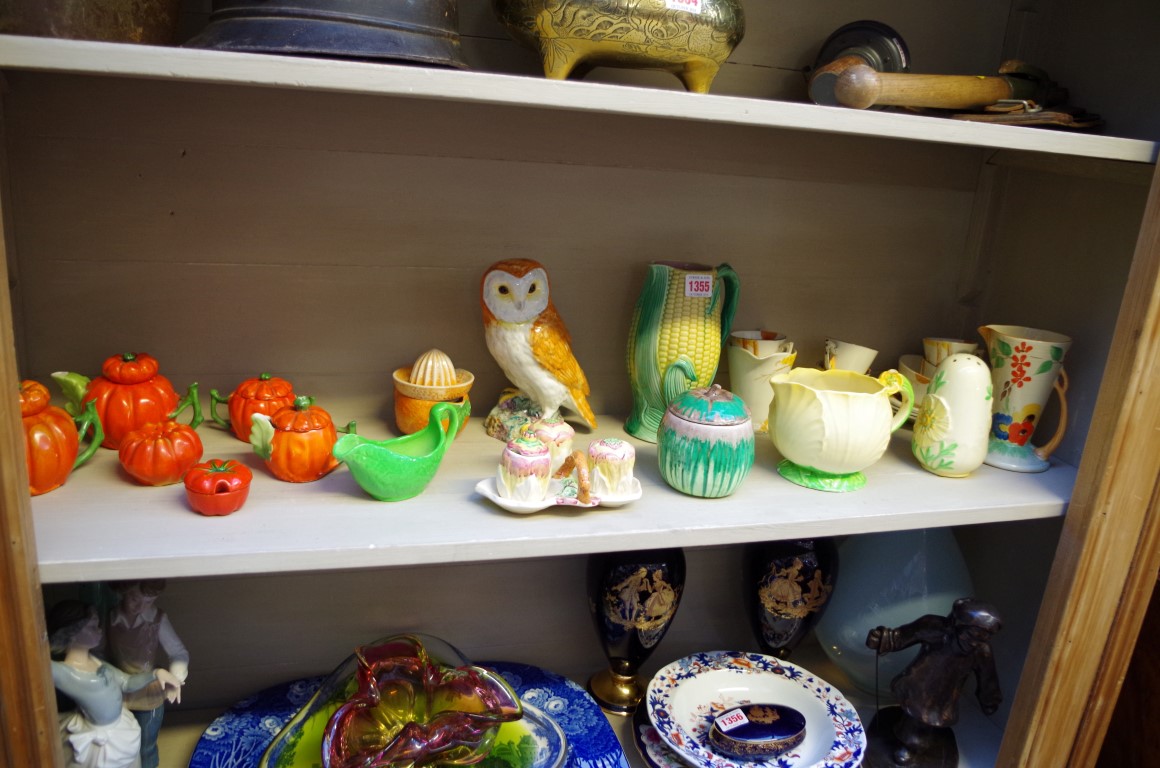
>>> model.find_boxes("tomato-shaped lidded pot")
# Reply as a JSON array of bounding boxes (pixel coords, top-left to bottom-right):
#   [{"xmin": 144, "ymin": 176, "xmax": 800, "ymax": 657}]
[
  {"xmin": 81, "ymin": 352, "xmax": 180, "ymax": 449},
  {"xmin": 658, "ymin": 383, "xmax": 754, "ymax": 498},
  {"xmin": 184, "ymin": 459, "xmax": 253, "ymax": 516},
  {"xmin": 118, "ymin": 419, "xmax": 205, "ymax": 486},
  {"xmin": 210, "ymin": 373, "xmax": 295, "ymax": 442},
  {"xmin": 251, "ymin": 395, "xmax": 353, "ymax": 483},
  {"xmin": 20, "ymin": 380, "xmax": 103, "ymax": 496}
]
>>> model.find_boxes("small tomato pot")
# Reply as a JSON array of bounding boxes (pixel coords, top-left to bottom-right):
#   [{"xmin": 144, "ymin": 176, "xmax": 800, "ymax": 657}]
[
  {"xmin": 658, "ymin": 384, "xmax": 754, "ymax": 498},
  {"xmin": 184, "ymin": 459, "xmax": 253, "ymax": 516}
]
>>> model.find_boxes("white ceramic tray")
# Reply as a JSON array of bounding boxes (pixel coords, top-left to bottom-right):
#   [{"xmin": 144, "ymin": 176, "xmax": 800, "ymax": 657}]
[{"xmin": 475, "ymin": 477, "xmax": 643, "ymax": 514}]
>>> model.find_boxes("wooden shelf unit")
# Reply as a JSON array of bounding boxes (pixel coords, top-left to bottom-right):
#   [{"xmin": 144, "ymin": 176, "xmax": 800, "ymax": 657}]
[{"xmin": 4, "ymin": 2, "xmax": 1160, "ymax": 765}]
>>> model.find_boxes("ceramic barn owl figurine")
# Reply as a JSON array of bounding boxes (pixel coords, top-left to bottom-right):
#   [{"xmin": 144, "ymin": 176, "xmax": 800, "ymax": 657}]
[{"xmin": 481, "ymin": 259, "xmax": 597, "ymax": 432}]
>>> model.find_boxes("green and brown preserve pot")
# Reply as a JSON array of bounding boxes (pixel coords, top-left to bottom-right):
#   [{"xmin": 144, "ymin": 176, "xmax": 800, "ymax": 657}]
[{"xmin": 658, "ymin": 383, "xmax": 754, "ymax": 498}]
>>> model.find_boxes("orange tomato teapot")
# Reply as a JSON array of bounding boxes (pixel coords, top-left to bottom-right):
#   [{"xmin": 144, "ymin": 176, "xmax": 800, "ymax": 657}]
[{"xmin": 20, "ymin": 379, "xmax": 103, "ymax": 496}]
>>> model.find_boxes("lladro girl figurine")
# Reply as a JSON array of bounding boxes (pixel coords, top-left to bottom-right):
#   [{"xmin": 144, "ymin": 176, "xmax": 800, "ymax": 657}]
[{"xmin": 48, "ymin": 600, "xmax": 182, "ymax": 768}]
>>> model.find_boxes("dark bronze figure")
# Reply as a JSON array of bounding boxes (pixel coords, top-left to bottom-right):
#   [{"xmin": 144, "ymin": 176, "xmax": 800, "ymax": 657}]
[{"xmin": 864, "ymin": 597, "xmax": 1002, "ymax": 766}]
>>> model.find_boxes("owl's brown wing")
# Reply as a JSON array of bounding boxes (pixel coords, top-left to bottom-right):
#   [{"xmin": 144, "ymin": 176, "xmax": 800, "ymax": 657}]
[{"xmin": 531, "ymin": 307, "xmax": 597, "ymax": 427}]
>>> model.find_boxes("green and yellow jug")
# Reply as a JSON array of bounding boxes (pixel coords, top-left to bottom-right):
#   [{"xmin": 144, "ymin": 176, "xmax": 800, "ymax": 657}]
[{"xmin": 625, "ymin": 261, "xmax": 740, "ymax": 442}]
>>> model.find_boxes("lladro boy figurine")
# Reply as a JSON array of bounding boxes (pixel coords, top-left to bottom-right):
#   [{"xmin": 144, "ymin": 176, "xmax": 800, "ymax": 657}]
[{"xmin": 105, "ymin": 580, "xmax": 189, "ymax": 768}]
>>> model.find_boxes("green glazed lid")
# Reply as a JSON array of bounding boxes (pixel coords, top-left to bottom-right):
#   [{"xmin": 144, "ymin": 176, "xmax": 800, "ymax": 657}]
[{"xmin": 668, "ymin": 384, "xmax": 751, "ymax": 425}]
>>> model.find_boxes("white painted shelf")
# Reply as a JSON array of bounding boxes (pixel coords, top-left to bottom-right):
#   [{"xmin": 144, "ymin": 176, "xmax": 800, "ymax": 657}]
[
  {"xmin": 32, "ymin": 400, "xmax": 1074, "ymax": 584},
  {"xmin": 0, "ymin": 34, "xmax": 1155, "ymax": 164}
]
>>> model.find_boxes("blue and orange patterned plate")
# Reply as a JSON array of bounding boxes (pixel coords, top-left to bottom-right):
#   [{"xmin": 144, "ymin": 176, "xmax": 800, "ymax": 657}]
[{"xmin": 645, "ymin": 651, "xmax": 865, "ymax": 768}]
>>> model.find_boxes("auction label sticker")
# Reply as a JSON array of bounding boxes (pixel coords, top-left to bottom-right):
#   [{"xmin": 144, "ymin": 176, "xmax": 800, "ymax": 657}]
[
  {"xmin": 666, "ymin": 0, "xmax": 702, "ymax": 13},
  {"xmin": 714, "ymin": 708, "xmax": 749, "ymax": 732},
  {"xmin": 685, "ymin": 274, "xmax": 713, "ymax": 298}
]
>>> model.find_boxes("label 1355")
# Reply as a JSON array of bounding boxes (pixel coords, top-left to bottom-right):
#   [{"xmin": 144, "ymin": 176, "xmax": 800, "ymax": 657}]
[{"xmin": 685, "ymin": 274, "xmax": 713, "ymax": 298}]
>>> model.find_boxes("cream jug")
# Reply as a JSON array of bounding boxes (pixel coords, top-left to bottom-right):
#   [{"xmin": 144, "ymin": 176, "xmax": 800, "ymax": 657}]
[
  {"xmin": 979, "ymin": 324, "xmax": 1071, "ymax": 472},
  {"xmin": 726, "ymin": 341, "xmax": 796, "ymax": 434},
  {"xmin": 768, "ymin": 368, "xmax": 912, "ymax": 492}
]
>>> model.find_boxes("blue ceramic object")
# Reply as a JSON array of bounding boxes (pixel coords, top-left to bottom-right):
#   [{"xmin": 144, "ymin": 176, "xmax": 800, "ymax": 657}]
[
  {"xmin": 743, "ymin": 538, "xmax": 839, "ymax": 659},
  {"xmin": 586, "ymin": 549, "xmax": 685, "ymax": 715},
  {"xmin": 707, "ymin": 703, "xmax": 806, "ymax": 759},
  {"xmin": 812, "ymin": 528, "xmax": 974, "ymax": 697},
  {"xmin": 183, "ymin": 0, "xmax": 468, "ymax": 69}
]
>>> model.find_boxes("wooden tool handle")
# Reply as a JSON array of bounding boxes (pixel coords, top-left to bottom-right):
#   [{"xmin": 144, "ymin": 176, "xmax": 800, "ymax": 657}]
[{"xmin": 834, "ymin": 63, "xmax": 1015, "ymax": 109}]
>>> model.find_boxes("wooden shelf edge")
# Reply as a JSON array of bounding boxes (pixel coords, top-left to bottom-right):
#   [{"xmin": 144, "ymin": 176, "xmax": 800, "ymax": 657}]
[{"xmin": 0, "ymin": 34, "xmax": 1155, "ymax": 165}]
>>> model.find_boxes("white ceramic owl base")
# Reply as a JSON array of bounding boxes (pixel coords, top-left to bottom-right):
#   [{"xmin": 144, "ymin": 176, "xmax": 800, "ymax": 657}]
[{"xmin": 483, "ymin": 390, "xmax": 542, "ymax": 442}]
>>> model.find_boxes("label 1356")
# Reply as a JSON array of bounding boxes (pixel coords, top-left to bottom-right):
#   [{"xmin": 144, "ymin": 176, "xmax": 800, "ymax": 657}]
[{"xmin": 714, "ymin": 708, "xmax": 749, "ymax": 732}]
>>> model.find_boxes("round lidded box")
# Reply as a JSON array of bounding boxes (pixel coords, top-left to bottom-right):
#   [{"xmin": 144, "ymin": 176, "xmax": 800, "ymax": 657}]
[
  {"xmin": 708, "ymin": 703, "xmax": 807, "ymax": 759},
  {"xmin": 658, "ymin": 384, "xmax": 754, "ymax": 498}
]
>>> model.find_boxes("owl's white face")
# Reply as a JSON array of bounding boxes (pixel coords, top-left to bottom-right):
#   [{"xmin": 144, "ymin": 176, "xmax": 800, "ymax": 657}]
[{"xmin": 483, "ymin": 267, "xmax": 550, "ymax": 324}]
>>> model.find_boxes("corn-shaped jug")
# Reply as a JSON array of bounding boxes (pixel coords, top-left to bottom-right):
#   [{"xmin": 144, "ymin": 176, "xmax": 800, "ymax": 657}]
[{"xmin": 625, "ymin": 261, "xmax": 740, "ymax": 442}]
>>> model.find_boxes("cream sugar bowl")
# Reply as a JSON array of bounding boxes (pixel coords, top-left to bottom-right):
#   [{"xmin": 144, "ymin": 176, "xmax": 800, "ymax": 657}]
[{"xmin": 768, "ymin": 368, "xmax": 913, "ymax": 492}]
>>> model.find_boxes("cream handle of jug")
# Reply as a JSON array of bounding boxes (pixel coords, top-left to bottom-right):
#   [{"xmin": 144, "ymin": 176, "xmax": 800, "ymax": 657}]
[
  {"xmin": 878, "ymin": 369, "xmax": 914, "ymax": 432},
  {"xmin": 1033, "ymin": 368, "xmax": 1069, "ymax": 462}
]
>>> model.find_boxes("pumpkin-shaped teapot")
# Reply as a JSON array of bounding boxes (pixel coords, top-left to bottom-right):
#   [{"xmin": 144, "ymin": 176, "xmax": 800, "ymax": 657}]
[
  {"xmin": 53, "ymin": 352, "xmax": 199, "ymax": 449},
  {"xmin": 20, "ymin": 380, "xmax": 103, "ymax": 496},
  {"xmin": 210, "ymin": 372, "xmax": 295, "ymax": 442},
  {"xmin": 250, "ymin": 395, "xmax": 355, "ymax": 483}
]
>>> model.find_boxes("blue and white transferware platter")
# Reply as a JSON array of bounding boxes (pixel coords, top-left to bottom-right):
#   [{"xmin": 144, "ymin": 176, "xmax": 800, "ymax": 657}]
[
  {"xmin": 483, "ymin": 661, "xmax": 628, "ymax": 768},
  {"xmin": 188, "ymin": 676, "xmax": 324, "ymax": 768},
  {"xmin": 190, "ymin": 661, "xmax": 627, "ymax": 768},
  {"xmin": 646, "ymin": 651, "xmax": 865, "ymax": 768}
]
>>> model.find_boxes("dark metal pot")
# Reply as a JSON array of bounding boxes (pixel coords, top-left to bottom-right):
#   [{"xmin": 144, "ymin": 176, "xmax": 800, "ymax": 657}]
[{"xmin": 184, "ymin": 0, "xmax": 467, "ymax": 68}]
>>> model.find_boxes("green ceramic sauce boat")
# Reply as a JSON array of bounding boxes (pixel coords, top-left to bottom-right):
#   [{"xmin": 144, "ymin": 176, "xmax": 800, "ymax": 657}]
[{"xmin": 332, "ymin": 400, "xmax": 469, "ymax": 501}]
